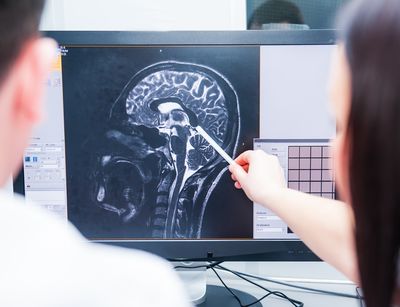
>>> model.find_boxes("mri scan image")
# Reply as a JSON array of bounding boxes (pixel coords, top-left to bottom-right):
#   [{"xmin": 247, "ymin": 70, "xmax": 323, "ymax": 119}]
[
  {"xmin": 63, "ymin": 46, "xmax": 259, "ymax": 239},
  {"xmin": 91, "ymin": 61, "xmax": 240, "ymax": 238}
]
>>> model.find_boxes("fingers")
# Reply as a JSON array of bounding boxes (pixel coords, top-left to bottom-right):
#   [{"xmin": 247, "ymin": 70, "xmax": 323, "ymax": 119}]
[
  {"xmin": 234, "ymin": 150, "xmax": 253, "ymax": 166},
  {"xmin": 234, "ymin": 181, "xmax": 242, "ymax": 189},
  {"xmin": 234, "ymin": 149, "xmax": 269, "ymax": 166},
  {"xmin": 230, "ymin": 163, "xmax": 249, "ymax": 181},
  {"xmin": 231, "ymin": 174, "xmax": 241, "ymax": 189},
  {"xmin": 229, "ymin": 151, "xmax": 256, "ymax": 189},
  {"xmin": 230, "ymin": 165, "xmax": 249, "ymax": 193},
  {"xmin": 229, "ymin": 150, "xmax": 271, "ymax": 191},
  {"xmin": 231, "ymin": 173, "xmax": 237, "ymax": 181},
  {"xmin": 229, "ymin": 162, "xmax": 248, "ymax": 183}
]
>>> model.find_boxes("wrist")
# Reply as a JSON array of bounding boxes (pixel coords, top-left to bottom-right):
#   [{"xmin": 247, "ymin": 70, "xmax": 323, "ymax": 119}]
[{"xmin": 258, "ymin": 186, "xmax": 289, "ymax": 210}]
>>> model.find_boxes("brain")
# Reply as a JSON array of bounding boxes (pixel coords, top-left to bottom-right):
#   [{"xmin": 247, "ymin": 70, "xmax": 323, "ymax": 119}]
[{"xmin": 125, "ymin": 68, "xmax": 229, "ymax": 144}]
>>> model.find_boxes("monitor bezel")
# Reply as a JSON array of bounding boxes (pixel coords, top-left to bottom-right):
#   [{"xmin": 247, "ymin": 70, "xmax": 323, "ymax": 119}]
[{"xmin": 16, "ymin": 30, "xmax": 336, "ymax": 261}]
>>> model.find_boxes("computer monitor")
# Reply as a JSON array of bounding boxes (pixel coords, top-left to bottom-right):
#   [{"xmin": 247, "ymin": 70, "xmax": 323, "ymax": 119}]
[{"xmin": 14, "ymin": 30, "xmax": 336, "ymax": 261}]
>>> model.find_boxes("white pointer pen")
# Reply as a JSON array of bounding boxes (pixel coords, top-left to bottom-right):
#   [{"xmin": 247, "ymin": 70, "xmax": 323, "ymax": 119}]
[
  {"xmin": 195, "ymin": 126, "xmax": 237, "ymax": 165},
  {"xmin": 154, "ymin": 101, "xmax": 237, "ymax": 165}
]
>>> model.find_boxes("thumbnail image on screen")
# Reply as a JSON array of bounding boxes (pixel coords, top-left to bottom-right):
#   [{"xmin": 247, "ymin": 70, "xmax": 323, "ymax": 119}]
[{"xmin": 62, "ymin": 46, "xmax": 259, "ymax": 240}]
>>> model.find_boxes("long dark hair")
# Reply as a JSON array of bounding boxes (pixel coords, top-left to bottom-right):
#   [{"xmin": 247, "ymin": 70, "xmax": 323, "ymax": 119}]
[{"xmin": 341, "ymin": 0, "xmax": 400, "ymax": 306}]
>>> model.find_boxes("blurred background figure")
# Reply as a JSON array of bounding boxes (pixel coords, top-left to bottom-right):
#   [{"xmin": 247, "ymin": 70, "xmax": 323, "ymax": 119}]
[
  {"xmin": 247, "ymin": 0, "xmax": 308, "ymax": 30},
  {"xmin": 247, "ymin": 0, "xmax": 349, "ymax": 30}
]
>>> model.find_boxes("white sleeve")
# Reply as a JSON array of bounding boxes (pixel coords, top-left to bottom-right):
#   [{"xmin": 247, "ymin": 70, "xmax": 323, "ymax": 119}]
[
  {"xmin": 0, "ymin": 193, "xmax": 193, "ymax": 307},
  {"xmin": 68, "ymin": 244, "xmax": 194, "ymax": 307}
]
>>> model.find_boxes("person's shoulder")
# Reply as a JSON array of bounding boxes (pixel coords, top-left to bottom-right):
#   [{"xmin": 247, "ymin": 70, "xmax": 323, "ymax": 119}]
[
  {"xmin": 0, "ymin": 191, "xmax": 83, "ymax": 242},
  {"xmin": 0, "ymin": 192, "xmax": 192, "ymax": 307},
  {"xmin": 85, "ymin": 244, "xmax": 193, "ymax": 307},
  {"xmin": 0, "ymin": 191, "xmax": 55, "ymax": 230}
]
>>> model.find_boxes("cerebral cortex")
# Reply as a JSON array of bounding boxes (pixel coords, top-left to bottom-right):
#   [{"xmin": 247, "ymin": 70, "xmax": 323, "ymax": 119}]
[{"xmin": 125, "ymin": 69, "xmax": 228, "ymax": 144}]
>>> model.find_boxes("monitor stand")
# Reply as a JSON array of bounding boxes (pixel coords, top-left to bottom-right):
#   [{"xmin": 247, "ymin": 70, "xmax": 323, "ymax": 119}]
[{"xmin": 174, "ymin": 262, "xmax": 261, "ymax": 307}]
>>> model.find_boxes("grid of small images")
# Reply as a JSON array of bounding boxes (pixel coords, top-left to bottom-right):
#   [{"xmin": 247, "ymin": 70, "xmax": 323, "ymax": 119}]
[{"xmin": 287, "ymin": 145, "xmax": 335, "ymax": 199}]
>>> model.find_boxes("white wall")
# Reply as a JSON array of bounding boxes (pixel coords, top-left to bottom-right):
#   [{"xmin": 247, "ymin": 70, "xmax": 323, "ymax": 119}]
[{"xmin": 40, "ymin": 0, "xmax": 247, "ymax": 31}]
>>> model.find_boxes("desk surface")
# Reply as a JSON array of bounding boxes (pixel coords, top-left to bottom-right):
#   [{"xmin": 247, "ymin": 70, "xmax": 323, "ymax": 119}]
[{"xmin": 202, "ymin": 262, "xmax": 360, "ymax": 307}]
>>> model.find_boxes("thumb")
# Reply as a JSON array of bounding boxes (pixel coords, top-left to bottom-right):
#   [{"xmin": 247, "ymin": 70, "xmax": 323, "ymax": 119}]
[{"xmin": 229, "ymin": 163, "xmax": 248, "ymax": 186}]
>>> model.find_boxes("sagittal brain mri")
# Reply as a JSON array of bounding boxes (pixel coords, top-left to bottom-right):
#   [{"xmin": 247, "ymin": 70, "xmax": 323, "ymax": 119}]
[
  {"xmin": 63, "ymin": 46, "xmax": 259, "ymax": 240},
  {"xmin": 90, "ymin": 62, "xmax": 240, "ymax": 238}
]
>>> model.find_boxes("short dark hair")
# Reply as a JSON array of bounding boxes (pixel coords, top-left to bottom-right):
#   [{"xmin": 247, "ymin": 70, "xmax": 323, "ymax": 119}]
[
  {"xmin": 0, "ymin": 0, "xmax": 45, "ymax": 82},
  {"xmin": 340, "ymin": 0, "xmax": 400, "ymax": 306},
  {"xmin": 248, "ymin": 0, "xmax": 304, "ymax": 30}
]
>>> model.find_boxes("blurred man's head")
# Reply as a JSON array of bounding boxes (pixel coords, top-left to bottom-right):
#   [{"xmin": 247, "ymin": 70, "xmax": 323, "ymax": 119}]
[
  {"xmin": 0, "ymin": 0, "xmax": 56, "ymax": 186},
  {"xmin": 248, "ymin": 0, "xmax": 305, "ymax": 30}
]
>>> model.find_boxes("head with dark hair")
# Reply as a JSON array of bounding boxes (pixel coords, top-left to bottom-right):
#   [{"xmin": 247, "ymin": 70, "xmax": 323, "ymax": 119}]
[
  {"xmin": 333, "ymin": 0, "xmax": 400, "ymax": 306},
  {"xmin": 0, "ymin": 0, "xmax": 45, "ymax": 82},
  {"xmin": 248, "ymin": 0, "xmax": 304, "ymax": 30},
  {"xmin": 0, "ymin": 0, "xmax": 56, "ymax": 187}
]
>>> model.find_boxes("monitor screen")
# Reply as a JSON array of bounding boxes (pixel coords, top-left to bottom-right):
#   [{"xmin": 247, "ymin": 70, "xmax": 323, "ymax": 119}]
[{"xmin": 14, "ymin": 31, "xmax": 336, "ymax": 260}]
